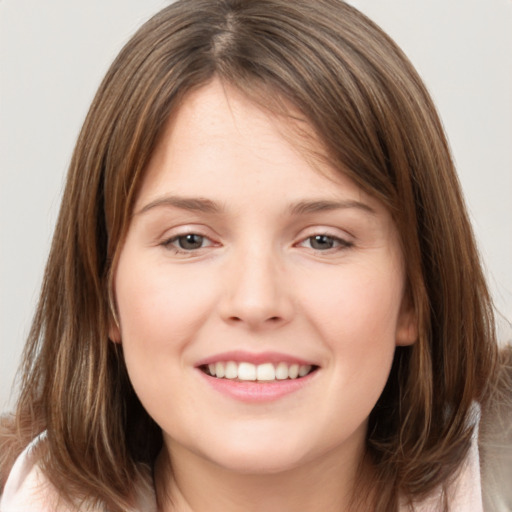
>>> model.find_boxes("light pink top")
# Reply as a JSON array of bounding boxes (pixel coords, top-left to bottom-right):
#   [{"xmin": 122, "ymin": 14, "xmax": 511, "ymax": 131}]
[
  {"xmin": 0, "ymin": 432, "xmax": 156, "ymax": 512},
  {"xmin": 1, "ymin": 429, "xmax": 483, "ymax": 512}
]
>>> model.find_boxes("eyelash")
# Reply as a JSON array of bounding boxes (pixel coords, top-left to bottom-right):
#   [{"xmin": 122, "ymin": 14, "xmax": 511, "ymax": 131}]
[{"xmin": 161, "ymin": 232, "xmax": 353, "ymax": 255}]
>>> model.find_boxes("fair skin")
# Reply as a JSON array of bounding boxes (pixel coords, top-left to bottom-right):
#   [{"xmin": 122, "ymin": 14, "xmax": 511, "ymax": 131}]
[{"xmin": 110, "ymin": 79, "xmax": 417, "ymax": 512}]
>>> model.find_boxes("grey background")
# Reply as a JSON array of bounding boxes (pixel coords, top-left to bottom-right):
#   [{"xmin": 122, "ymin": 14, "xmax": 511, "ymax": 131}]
[{"xmin": 1, "ymin": 0, "xmax": 511, "ymax": 411}]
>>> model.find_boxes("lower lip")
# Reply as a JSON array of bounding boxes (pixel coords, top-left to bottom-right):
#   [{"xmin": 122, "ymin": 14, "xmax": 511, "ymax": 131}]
[{"xmin": 197, "ymin": 369, "xmax": 317, "ymax": 403}]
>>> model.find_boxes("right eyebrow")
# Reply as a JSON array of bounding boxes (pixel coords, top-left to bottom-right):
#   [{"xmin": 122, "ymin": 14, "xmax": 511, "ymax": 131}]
[
  {"xmin": 288, "ymin": 199, "xmax": 376, "ymax": 216},
  {"xmin": 135, "ymin": 195, "xmax": 223, "ymax": 216}
]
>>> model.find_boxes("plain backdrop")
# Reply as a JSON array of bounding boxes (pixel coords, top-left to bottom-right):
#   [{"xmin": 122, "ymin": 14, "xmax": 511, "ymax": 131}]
[{"xmin": 1, "ymin": 0, "xmax": 511, "ymax": 411}]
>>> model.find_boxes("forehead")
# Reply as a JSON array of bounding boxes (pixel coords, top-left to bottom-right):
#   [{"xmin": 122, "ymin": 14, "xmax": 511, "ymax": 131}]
[{"xmin": 136, "ymin": 79, "xmax": 380, "ymax": 213}]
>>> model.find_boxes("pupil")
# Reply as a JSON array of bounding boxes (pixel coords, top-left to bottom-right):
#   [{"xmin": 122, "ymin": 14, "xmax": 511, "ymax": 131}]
[
  {"xmin": 311, "ymin": 235, "xmax": 334, "ymax": 250},
  {"xmin": 179, "ymin": 234, "xmax": 203, "ymax": 250}
]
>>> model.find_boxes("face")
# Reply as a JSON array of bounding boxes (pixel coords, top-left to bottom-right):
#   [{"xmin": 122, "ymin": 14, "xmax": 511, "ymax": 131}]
[{"xmin": 110, "ymin": 80, "xmax": 417, "ymax": 476}]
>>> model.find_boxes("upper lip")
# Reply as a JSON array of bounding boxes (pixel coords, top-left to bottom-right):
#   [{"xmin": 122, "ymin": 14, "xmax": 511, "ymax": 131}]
[{"xmin": 195, "ymin": 350, "xmax": 318, "ymax": 367}]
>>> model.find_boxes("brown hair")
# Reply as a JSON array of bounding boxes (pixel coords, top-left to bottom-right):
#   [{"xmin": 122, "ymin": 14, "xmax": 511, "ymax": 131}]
[{"xmin": 1, "ymin": 0, "xmax": 499, "ymax": 510}]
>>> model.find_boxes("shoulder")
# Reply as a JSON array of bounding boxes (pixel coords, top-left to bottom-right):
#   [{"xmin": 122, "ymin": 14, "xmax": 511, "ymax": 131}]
[
  {"xmin": 400, "ymin": 404, "xmax": 484, "ymax": 512},
  {"xmin": 0, "ymin": 432, "xmax": 71, "ymax": 512},
  {"xmin": 480, "ymin": 346, "xmax": 512, "ymax": 512},
  {"xmin": 0, "ymin": 433, "xmax": 157, "ymax": 512}
]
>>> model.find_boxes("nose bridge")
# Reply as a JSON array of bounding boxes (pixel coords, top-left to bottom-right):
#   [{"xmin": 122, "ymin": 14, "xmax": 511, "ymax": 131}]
[{"xmin": 220, "ymin": 240, "xmax": 292, "ymax": 328}]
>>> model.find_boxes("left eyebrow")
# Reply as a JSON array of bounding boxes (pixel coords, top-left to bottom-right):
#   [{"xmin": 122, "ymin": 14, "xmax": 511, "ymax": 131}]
[
  {"xmin": 135, "ymin": 195, "xmax": 224, "ymax": 216},
  {"xmin": 288, "ymin": 199, "xmax": 376, "ymax": 216}
]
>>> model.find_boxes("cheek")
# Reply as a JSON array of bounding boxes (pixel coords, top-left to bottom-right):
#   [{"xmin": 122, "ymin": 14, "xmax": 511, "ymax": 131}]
[
  {"xmin": 115, "ymin": 259, "xmax": 215, "ymax": 348},
  {"xmin": 113, "ymin": 260, "xmax": 216, "ymax": 418},
  {"xmin": 300, "ymin": 263, "xmax": 404, "ymax": 407},
  {"xmin": 306, "ymin": 263, "xmax": 405, "ymax": 346},
  {"xmin": 112, "ymin": 261, "xmax": 221, "ymax": 418}
]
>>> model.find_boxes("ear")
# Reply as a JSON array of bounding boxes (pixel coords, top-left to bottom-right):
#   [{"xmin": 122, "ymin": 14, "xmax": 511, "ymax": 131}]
[
  {"xmin": 107, "ymin": 290, "xmax": 121, "ymax": 343},
  {"xmin": 109, "ymin": 320, "xmax": 122, "ymax": 344},
  {"xmin": 107, "ymin": 273, "xmax": 121, "ymax": 343},
  {"xmin": 395, "ymin": 294, "xmax": 418, "ymax": 346}
]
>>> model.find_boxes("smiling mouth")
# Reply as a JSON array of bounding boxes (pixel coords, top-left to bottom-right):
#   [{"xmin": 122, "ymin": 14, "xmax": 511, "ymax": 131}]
[{"xmin": 199, "ymin": 361, "xmax": 318, "ymax": 382}]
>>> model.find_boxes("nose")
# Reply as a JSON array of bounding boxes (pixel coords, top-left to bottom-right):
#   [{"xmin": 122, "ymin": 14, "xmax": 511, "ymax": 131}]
[{"xmin": 218, "ymin": 245, "xmax": 294, "ymax": 330}]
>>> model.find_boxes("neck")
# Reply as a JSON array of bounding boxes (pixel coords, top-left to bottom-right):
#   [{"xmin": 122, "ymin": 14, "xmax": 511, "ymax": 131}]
[{"xmin": 155, "ymin": 438, "xmax": 374, "ymax": 512}]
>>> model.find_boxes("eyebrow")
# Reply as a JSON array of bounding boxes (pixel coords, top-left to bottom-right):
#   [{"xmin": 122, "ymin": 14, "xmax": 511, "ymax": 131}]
[
  {"xmin": 288, "ymin": 199, "xmax": 376, "ymax": 216},
  {"xmin": 136, "ymin": 196, "xmax": 223, "ymax": 215},
  {"xmin": 136, "ymin": 195, "xmax": 376, "ymax": 216}
]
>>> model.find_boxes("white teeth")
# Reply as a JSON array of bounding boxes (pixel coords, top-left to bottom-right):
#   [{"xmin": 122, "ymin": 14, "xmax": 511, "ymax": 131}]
[
  {"xmin": 288, "ymin": 364, "xmax": 299, "ymax": 379},
  {"xmin": 215, "ymin": 362, "xmax": 225, "ymax": 378},
  {"xmin": 225, "ymin": 361, "xmax": 238, "ymax": 379},
  {"xmin": 256, "ymin": 363, "xmax": 275, "ymax": 381},
  {"xmin": 299, "ymin": 365, "xmax": 310, "ymax": 377},
  {"xmin": 275, "ymin": 362, "xmax": 289, "ymax": 380},
  {"xmin": 206, "ymin": 361, "xmax": 313, "ymax": 381},
  {"xmin": 238, "ymin": 362, "xmax": 256, "ymax": 381}
]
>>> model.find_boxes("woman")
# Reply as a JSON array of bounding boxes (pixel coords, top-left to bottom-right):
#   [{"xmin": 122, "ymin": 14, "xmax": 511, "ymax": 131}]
[{"xmin": 0, "ymin": 0, "xmax": 508, "ymax": 510}]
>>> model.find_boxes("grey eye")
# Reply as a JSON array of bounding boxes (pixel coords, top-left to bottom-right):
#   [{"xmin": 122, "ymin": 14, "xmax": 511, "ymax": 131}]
[
  {"xmin": 308, "ymin": 235, "xmax": 336, "ymax": 250},
  {"xmin": 177, "ymin": 234, "xmax": 205, "ymax": 250}
]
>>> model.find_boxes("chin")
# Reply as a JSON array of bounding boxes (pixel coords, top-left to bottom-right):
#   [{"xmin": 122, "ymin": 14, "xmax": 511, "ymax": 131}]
[
  {"xmin": 206, "ymin": 446, "xmax": 309, "ymax": 475},
  {"xmin": 183, "ymin": 428, "xmax": 312, "ymax": 475}
]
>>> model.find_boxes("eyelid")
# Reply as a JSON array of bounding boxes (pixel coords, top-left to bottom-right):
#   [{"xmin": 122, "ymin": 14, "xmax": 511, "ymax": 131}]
[
  {"xmin": 158, "ymin": 223, "xmax": 215, "ymax": 241},
  {"xmin": 296, "ymin": 225, "xmax": 354, "ymax": 241},
  {"xmin": 158, "ymin": 225, "xmax": 220, "ymax": 254}
]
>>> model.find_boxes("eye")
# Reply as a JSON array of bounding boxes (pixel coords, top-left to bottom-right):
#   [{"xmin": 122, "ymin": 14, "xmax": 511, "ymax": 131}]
[
  {"xmin": 163, "ymin": 233, "xmax": 213, "ymax": 252},
  {"xmin": 300, "ymin": 234, "xmax": 352, "ymax": 251}
]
